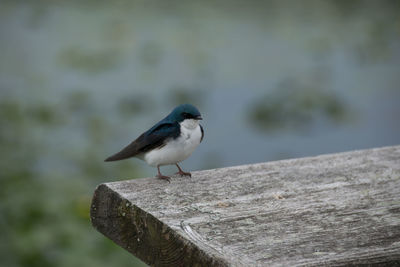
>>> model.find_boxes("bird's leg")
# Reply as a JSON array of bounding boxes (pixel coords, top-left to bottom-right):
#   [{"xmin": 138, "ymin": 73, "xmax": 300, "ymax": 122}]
[
  {"xmin": 175, "ymin": 163, "xmax": 191, "ymax": 177},
  {"xmin": 156, "ymin": 166, "xmax": 171, "ymax": 182}
]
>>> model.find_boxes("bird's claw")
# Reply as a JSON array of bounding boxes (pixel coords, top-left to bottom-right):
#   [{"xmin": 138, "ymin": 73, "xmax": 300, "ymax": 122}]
[
  {"xmin": 175, "ymin": 171, "xmax": 191, "ymax": 177},
  {"xmin": 156, "ymin": 175, "xmax": 171, "ymax": 182}
]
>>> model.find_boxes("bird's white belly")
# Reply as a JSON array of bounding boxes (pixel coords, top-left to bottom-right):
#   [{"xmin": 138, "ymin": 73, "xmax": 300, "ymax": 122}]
[{"xmin": 143, "ymin": 123, "xmax": 202, "ymax": 167}]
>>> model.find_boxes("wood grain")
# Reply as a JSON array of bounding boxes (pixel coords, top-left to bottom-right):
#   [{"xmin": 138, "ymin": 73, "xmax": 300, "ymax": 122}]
[{"xmin": 91, "ymin": 146, "xmax": 400, "ymax": 266}]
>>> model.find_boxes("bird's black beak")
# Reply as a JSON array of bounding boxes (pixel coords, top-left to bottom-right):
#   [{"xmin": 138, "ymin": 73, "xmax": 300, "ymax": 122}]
[{"xmin": 195, "ymin": 115, "xmax": 203, "ymax": 120}]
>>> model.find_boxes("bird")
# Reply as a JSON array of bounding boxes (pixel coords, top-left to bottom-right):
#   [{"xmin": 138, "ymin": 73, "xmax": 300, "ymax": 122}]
[{"xmin": 105, "ymin": 104, "xmax": 204, "ymax": 182}]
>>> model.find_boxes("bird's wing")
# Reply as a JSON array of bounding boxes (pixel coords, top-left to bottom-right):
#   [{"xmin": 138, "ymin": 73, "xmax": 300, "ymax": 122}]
[
  {"xmin": 104, "ymin": 122, "xmax": 180, "ymax": 162},
  {"xmin": 200, "ymin": 124, "xmax": 204, "ymax": 142}
]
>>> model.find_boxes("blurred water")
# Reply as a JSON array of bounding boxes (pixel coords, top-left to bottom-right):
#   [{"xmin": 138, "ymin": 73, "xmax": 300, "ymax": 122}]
[
  {"xmin": 1, "ymin": 1, "xmax": 399, "ymax": 266},
  {"xmin": 2, "ymin": 2, "xmax": 400, "ymax": 170}
]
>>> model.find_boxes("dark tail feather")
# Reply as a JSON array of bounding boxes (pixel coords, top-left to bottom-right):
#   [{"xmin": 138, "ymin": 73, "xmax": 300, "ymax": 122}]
[
  {"xmin": 104, "ymin": 151, "xmax": 132, "ymax": 162},
  {"xmin": 104, "ymin": 141, "xmax": 139, "ymax": 162},
  {"xmin": 104, "ymin": 153, "xmax": 124, "ymax": 162}
]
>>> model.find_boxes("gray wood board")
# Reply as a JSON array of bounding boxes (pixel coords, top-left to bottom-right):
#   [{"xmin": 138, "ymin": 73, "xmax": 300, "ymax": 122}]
[{"xmin": 91, "ymin": 146, "xmax": 400, "ymax": 266}]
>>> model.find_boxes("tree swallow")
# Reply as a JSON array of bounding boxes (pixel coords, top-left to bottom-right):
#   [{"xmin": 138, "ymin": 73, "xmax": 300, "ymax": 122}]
[{"xmin": 105, "ymin": 104, "xmax": 204, "ymax": 182}]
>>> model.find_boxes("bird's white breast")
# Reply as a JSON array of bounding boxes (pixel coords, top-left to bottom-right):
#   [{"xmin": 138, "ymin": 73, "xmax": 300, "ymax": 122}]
[{"xmin": 143, "ymin": 119, "xmax": 202, "ymax": 167}]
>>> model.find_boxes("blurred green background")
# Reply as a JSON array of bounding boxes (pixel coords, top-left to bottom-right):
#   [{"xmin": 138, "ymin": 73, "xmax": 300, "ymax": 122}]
[{"xmin": 1, "ymin": 1, "xmax": 399, "ymax": 266}]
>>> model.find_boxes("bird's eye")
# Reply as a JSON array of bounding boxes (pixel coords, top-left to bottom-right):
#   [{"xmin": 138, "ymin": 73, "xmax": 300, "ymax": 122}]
[{"xmin": 182, "ymin": 112, "xmax": 190, "ymax": 118}]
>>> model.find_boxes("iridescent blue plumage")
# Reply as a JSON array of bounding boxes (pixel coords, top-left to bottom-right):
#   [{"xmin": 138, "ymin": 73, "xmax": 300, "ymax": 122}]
[{"xmin": 146, "ymin": 104, "xmax": 202, "ymax": 136}]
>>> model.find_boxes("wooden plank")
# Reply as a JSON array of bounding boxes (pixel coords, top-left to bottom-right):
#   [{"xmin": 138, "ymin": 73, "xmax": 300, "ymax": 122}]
[{"xmin": 90, "ymin": 146, "xmax": 400, "ymax": 266}]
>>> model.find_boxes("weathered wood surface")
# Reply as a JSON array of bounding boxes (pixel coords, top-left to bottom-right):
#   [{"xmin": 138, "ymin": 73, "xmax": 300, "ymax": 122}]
[{"xmin": 91, "ymin": 146, "xmax": 400, "ymax": 266}]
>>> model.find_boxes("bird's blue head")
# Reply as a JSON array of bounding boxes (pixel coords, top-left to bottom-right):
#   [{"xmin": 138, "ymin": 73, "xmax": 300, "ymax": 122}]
[{"xmin": 167, "ymin": 104, "xmax": 202, "ymax": 123}]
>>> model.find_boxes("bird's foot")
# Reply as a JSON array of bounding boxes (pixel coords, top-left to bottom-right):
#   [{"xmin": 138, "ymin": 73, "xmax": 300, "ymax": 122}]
[
  {"xmin": 156, "ymin": 174, "xmax": 171, "ymax": 182},
  {"xmin": 175, "ymin": 170, "xmax": 191, "ymax": 177}
]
